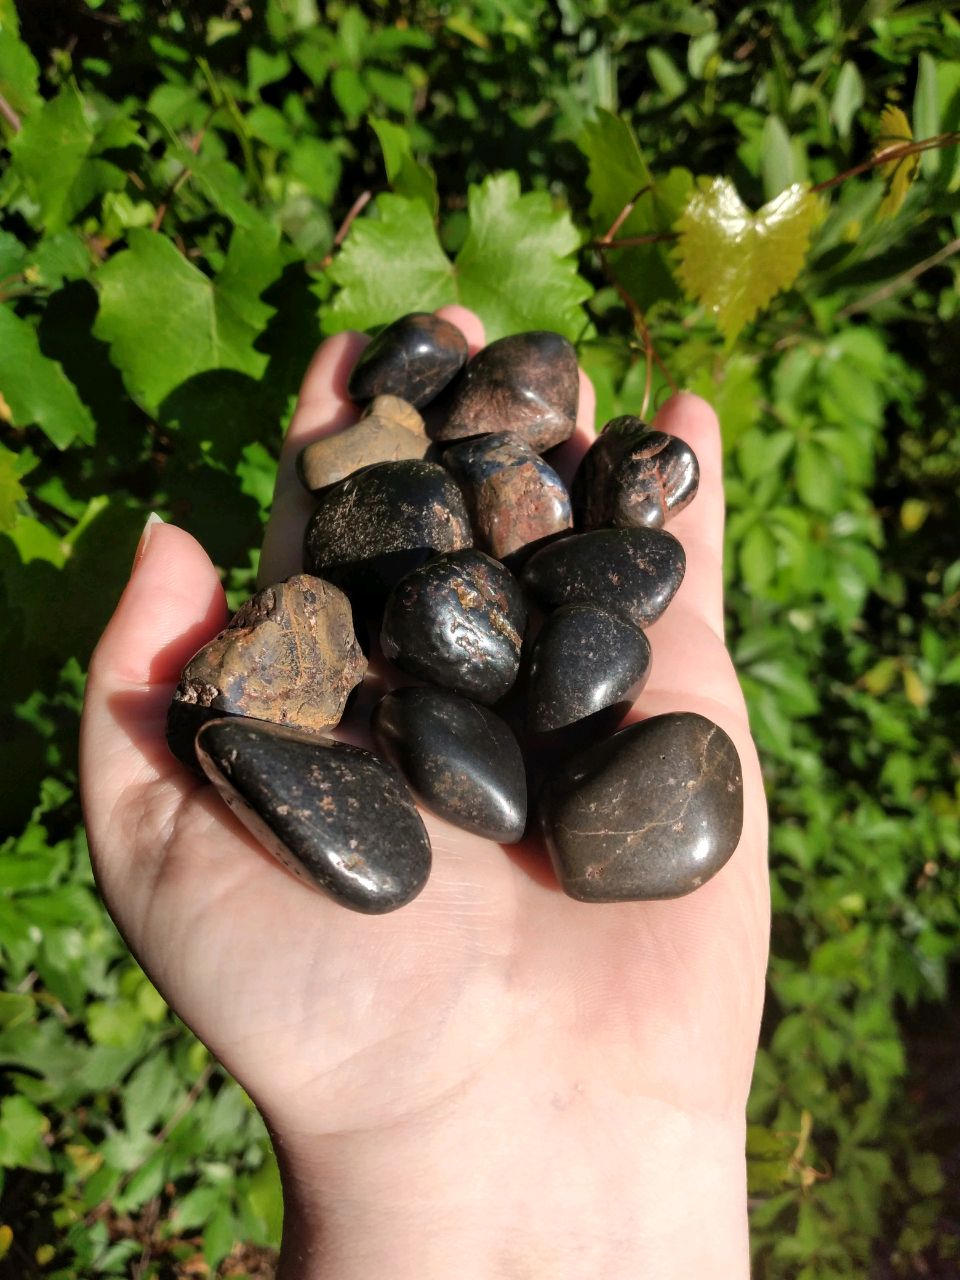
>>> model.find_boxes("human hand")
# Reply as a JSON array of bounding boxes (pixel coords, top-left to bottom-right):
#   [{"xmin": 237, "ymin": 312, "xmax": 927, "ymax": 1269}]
[{"xmin": 80, "ymin": 305, "xmax": 769, "ymax": 1280}]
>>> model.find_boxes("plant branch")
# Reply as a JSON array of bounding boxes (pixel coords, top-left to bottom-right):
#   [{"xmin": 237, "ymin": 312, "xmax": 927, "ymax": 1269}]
[
  {"xmin": 811, "ymin": 131, "xmax": 960, "ymax": 193},
  {"xmin": 592, "ymin": 230, "xmax": 679, "ymax": 250},
  {"xmin": 598, "ymin": 185, "xmax": 652, "ymax": 245},
  {"xmin": 313, "ymin": 189, "xmax": 374, "ymax": 270},
  {"xmin": 151, "ymin": 117, "xmax": 212, "ymax": 233},
  {"xmin": 0, "ymin": 92, "xmax": 21, "ymax": 134},
  {"xmin": 837, "ymin": 235, "xmax": 960, "ymax": 316}
]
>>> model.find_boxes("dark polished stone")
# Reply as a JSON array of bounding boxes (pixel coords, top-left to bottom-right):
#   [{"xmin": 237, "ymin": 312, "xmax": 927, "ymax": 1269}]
[
  {"xmin": 297, "ymin": 413, "xmax": 429, "ymax": 494},
  {"xmin": 526, "ymin": 604, "xmax": 651, "ymax": 732},
  {"xmin": 167, "ymin": 576, "xmax": 366, "ymax": 770},
  {"xmin": 539, "ymin": 713, "xmax": 744, "ymax": 901},
  {"xmin": 520, "ymin": 527, "xmax": 685, "ymax": 628},
  {"xmin": 303, "ymin": 460, "xmax": 472, "ymax": 602},
  {"xmin": 196, "ymin": 718, "xmax": 431, "ymax": 914},
  {"xmin": 572, "ymin": 417, "xmax": 700, "ymax": 531},
  {"xmin": 443, "ymin": 431, "xmax": 572, "ymax": 564},
  {"xmin": 372, "ymin": 687, "xmax": 527, "ymax": 843},
  {"xmin": 429, "ymin": 331, "xmax": 579, "ymax": 453},
  {"xmin": 348, "ymin": 312, "xmax": 469, "ymax": 408},
  {"xmin": 381, "ymin": 549, "xmax": 526, "ymax": 704}
]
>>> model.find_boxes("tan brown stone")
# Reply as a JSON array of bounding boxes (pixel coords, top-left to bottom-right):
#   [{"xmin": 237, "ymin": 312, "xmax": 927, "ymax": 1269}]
[
  {"xmin": 297, "ymin": 414, "xmax": 430, "ymax": 493},
  {"xmin": 361, "ymin": 395, "xmax": 425, "ymax": 436}
]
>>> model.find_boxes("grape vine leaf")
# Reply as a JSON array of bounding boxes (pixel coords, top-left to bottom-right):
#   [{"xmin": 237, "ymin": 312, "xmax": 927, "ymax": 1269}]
[
  {"xmin": 577, "ymin": 110, "xmax": 692, "ymax": 307},
  {"xmin": 326, "ymin": 173, "xmax": 589, "ymax": 341},
  {"xmin": 93, "ymin": 225, "xmax": 284, "ymax": 415},
  {"xmin": 0, "ymin": 4, "xmax": 40, "ymax": 124},
  {"xmin": 370, "ymin": 118, "xmax": 438, "ymax": 216},
  {"xmin": 0, "ymin": 444, "xmax": 26, "ymax": 532},
  {"xmin": 10, "ymin": 86, "xmax": 132, "ymax": 232},
  {"xmin": 0, "ymin": 305, "xmax": 96, "ymax": 448},
  {"xmin": 873, "ymin": 104, "xmax": 919, "ymax": 219},
  {"xmin": 674, "ymin": 177, "xmax": 824, "ymax": 343}
]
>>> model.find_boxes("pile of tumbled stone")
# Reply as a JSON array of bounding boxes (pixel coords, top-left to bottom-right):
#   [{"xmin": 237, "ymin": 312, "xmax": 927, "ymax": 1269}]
[{"xmin": 166, "ymin": 313, "xmax": 743, "ymax": 914}]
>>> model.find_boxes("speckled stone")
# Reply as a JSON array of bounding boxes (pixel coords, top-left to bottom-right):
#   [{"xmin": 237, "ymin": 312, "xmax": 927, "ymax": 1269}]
[
  {"xmin": 196, "ymin": 718, "xmax": 431, "ymax": 913},
  {"xmin": 443, "ymin": 431, "xmax": 572, "ymax": 563},
  {"xmin": 372, "ymin": 687, "xmax": 527, "ymax": 842},
  {"xmin": 167, "ymin": 576, "xmax": 366, "ymax": 770},
  {"xmin": 539, "ymin": 713, "xmax": 744, "ymax": 901},
  {"xmin": 520, "ymin": 527, "xmax": 685, "ymax": 628},
  {"xmin": 572, "ymin": 417, "xmax": 700, "ymax": 530},
  {"xmin": 348, "ymin": 312, "xmax": 469, "ymax": 408},
  {"xmin": 303, "ymin": 460, "xmax": 473, "ymax": 602},
  {"xmin": 430, "ymin": 331, "xmax": 579, "ymax": 453},
  {"xmin": 526, "ymin": 604, "xmax": 651, "ymax": 732},
  {"xmin": 297, "ymin": 414, "xmax": 430, "ymax": 494},
  {"xmin": 381, "ymin": 549, "xmax": 527, "ymax": 704}
]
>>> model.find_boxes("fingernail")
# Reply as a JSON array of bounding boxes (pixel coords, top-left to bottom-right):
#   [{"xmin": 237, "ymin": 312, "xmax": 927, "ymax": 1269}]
[{"xmin": 132, "ymin": 512, "xmax": 165, "ymax": 573}]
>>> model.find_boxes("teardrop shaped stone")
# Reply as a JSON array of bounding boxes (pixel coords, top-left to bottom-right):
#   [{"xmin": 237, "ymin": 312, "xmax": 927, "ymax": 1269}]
[
  {"xmin": 520, "ymin": 528, "xmax": 684, "ymax": 628},
  {"xmin": 167, "ymin": 576, "xmax": 366, "ymax": 770},
  {"xmin": 348, "ymin": 312, "xmax": 469, "ymax": 408},
  {"xmin": 526, "ymin": 605, "xmax": 651, "ymax": 731},
  {"xmin": 572, "ymin": 417, "xmax": 700, "ymax": 530},
  {"xmin": 196, "ymin": 718, "xmax": 431, "ymax": 914},
  {"xmin": 303, "ymin": 460, "xmax": 472, "ymax": 602},
  {"xmin": 381, "ymin": 549, "xmax": 526, "ymax": 704},
  {"xmin": 372, "ymin": 687, "xmax": 527, "ymax": 843},
  {"xmin": 443, "ymin": 431, "xmax": 572, "ymax": 563},
  {"xmin": 430, "ymin": 331, "xmax": 579, "ymax": 453},
  {"xmin": 539, "ymin": 713, "xmax": 743, "ymax": 901},
  {"xmin": 297, "ymin": 414, "xmax": 430, "ymax": 494}
]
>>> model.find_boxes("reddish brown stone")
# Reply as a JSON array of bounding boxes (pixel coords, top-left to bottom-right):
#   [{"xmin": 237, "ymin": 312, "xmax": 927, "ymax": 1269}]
[
  {"xmin": 443, "ymin": 431, "xmax": 572, "ymax": 563},
  {"xmin": 572, "ymin": 417, "xmax": 700, "ymax": 530},
  {"xmin": 297, "ymin": 414, "xmax": 429, "ymax": 494},
  {"xmin": 167, "ymin": 575, "xmax": 366, "ymax": 768},
  {"xmin": 429, "ymin": 331, "xmax": 579, "ymax": 453},
  {"xmin": 348, "ymin": 312, "xmax": 468, "ymax": 407}
]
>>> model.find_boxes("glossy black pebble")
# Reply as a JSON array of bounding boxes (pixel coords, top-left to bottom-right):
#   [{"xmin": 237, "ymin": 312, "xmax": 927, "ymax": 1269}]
[
  {"xmin": 521, "ymin": 527, "xmax": 684, "ymax": 628},
  {"xmin": 196, "ymin": 717, "xmax": 431, "ymax": 914},
  {"xmin": 572, "ymin": 417, "xmax": 699, "ymax": 531},
  {"xmin": 381, "ymin": 549, "xmax": 526, "ymax": 704},
  {"xmin": 430, "ymin": 331, "xmax": 579, "ymax": 453},
  {"xmin": 539, "ymin": 713, "xmax": 743, "ymax": 902},
  {"xmin": 303, "ymin": 460, "xmax": 472, "ymax": 601},
  {"xmin": 372, "ymin": 687, "xmax": 527, "ymax": 843},
  {"xmin": 348, "ymin": 312, "xmax": 469, "ymax": 408},
  {"xmin": 527, "ymin": 604, "xmax": 651, "ymax": 732}
]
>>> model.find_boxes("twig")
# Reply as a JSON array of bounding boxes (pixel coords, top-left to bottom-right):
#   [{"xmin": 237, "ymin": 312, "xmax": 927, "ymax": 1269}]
[
  {"xmin": 313, "ymin": 190, "xmax": 373, "ymax": 270},
  {"xmin": 151, "ymin": 121, "xmax": 210, "ymax": 233},
  {"xmin": 837, "ymin": 235, "xmax": 960, "ymax": 316},
  {"xmin": 593, "ymin": 230, "xmax": 679, "ymax": 250},
  {"xmin": 0, "ymin": 91, "xmax": 22, "ymax": 133},
  {"xmin": 598, "ymin": 185, "xmax": 652, "ymax": 245},
  {"xmin": 811, "ymin": 130, "xmax": 960, "ymax": 193}
]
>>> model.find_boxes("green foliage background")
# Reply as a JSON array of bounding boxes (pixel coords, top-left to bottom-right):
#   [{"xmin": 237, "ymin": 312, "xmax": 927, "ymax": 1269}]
[{"xmin": 1, "ymin": 1, "xmax": 959, "ymax": 1276}]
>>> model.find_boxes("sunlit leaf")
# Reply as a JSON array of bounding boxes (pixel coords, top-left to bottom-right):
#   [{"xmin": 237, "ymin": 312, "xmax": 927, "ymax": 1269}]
[{"xmin": 873, "ymin": 104, "xmax": 919, "ymax": 220}]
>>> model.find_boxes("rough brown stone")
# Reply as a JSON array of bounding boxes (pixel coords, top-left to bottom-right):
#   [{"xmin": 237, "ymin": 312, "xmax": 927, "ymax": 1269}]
[
  {"xmin": 362, "ymin": 395, "xmax": 425, "ymax": 436},
  {"xmin": 297, "ymin": 414, "xmax": 430, "ymax": 494}
]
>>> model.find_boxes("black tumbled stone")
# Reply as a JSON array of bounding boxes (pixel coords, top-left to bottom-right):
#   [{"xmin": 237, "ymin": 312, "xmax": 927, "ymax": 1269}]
[
  {"xmin": 372, "ymin": 687, "xmax": 527, "ymax": 843},
  {"xmin": 572, "ymin": 417, "xmax": 699, "ymax": 531},
  {"xmin": 539, "ymin": 713, "xmax": 744, "ymax": 901},
  {"xmin": 196, "ymin": 717, "xmax": 431, "ymax": 914},
  {"xmin": 526, "ymin": 604, "xmax": 651, "ymax": 732},
  {"xmin": 303, "ymin": 460, "xmax": 472, "ymax": 602},
  {"xmin": 520, "ymin": 527, "xmax": 684, "ymax": 628},
  {"xmin": 348, "ymin": 312, "xmax": 469, "ymax": 408},
  {"xmin": 381, "ymin": 549, "xmax": 526, "ymax": 704}
]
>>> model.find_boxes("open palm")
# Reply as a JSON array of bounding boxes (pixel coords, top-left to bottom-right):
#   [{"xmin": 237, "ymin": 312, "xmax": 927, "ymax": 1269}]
[{"xmin": 80, "ymin": 305, "xmax": 769, "ymax": 1273}]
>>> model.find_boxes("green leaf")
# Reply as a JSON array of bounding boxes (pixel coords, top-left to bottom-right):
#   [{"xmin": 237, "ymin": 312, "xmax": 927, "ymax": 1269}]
[
  {"xmin": 326, "ymin": 192, "xmax": 455, "ymax": 331},
  {"xmin": 455, "ymin": 172, "xmax": 590, "ymax": 340},
  {"xmin": 873, "ymin": 104, "xmax": 919, "ymax": 220},
  {"xmin": 370, "ymin": 117, "xmax": 438, "ymax": 215},
  {"xmin": 913, "ymin": 54, "xmax": 939, "ymax": 177},
  {"xmin": 0, "ymin": 442, "xmax": 26, "ymax": 530},
  {"xmin": 647, "ymin": 47, "xmax": 685, "ymax": 101},
  {"xmin": 0, "ymin": 306, "xmax": 96, "ymax": 447},
  {"xmin": 10, "ymin": 85, "xmax": 126, "ymax": 231},
  {"xmin": 740, "ymin": 522, "xmax": 777, "ymax": 592},
  {"xmin": 0, "ymin": 1095, "xmax": 51, "ymax": 1170},
  {"xmin": 831, "ymin": 61, "xmax": 864, "ymax": 139},
  {"xmin": 761, "ymin": 115, "xmax": 797, "ymax": 200},
  {"xmin": 93, "ymin": 225, "xmax": 283, "ymax": 415},
  {"xmin": 674, "ymin": 177, "xmax": 824, "ymax": 342},
  {"xmin": 0, "ymin": 19, "xmax": 40, "ymax": 124}
]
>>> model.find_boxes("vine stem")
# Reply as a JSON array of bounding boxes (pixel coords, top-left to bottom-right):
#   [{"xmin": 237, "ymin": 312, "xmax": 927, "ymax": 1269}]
[
  {"xmin": 837, "ymin": 234, "xmax": 960, "ymax": 316},
  {"xmin": 313, "ymin": 189, "xmax": 374, "ymax": 270},
  {"xmin": 810, "ymin": 130, "xmax": 960, "ymax": 192},
  {"xmin": 151, "ymin": 117, "xmax": 212, "ymax": 233},
  {"xmin": 0, "ymin": 92, "xmax": 21, "ymax": 133}
]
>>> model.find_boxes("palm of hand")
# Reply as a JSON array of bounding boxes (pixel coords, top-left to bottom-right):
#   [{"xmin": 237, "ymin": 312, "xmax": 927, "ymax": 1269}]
[{"xmin": 81, "ymin": 306, "xmax": 768, "ymax": 1157}]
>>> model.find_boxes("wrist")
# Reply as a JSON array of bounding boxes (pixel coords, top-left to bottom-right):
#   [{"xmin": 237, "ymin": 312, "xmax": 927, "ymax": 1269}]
[{"xmin": 269, "ymin": 1086, "xmax": 749, "ymax": 1280}]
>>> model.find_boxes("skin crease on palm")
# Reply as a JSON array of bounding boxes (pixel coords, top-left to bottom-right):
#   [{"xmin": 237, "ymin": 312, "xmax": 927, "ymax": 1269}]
[{"xmin": 80, "ymin": 304, "xmax": 770, "ymax": 1279}]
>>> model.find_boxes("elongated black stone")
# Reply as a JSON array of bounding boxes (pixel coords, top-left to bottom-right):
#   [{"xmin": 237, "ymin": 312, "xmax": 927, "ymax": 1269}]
[
  {"xmin": 572, "ymin": 417, "xmax": 699, "ymax": 530},
  {"xmin": 539, "ymin": 713, "xmax": 744, "ymax": 901},
  {"xmin": 520, "ymin": 527, "xmax": 684, "ymax": 628},
  {"xmin": 303, "ymin": 460, "xmax": 472, "ymax": 602},
  {"xmin": 381, "ymin": 549, "xmax": 526, "ymax": 704},
  {"xmin": 196, "ymin": 718, "xmax": 431, "ymax": 914},
  {"xmin": 348, "ymin": 312, "xmax": 469, "ymax": 408},
  {"xmin": 526, "ymin": 604, "xmax": 651, "ymax": 731},
  {"xmin": 372, "ymin": 687, "xmax": 527, "ymax": 843}
]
